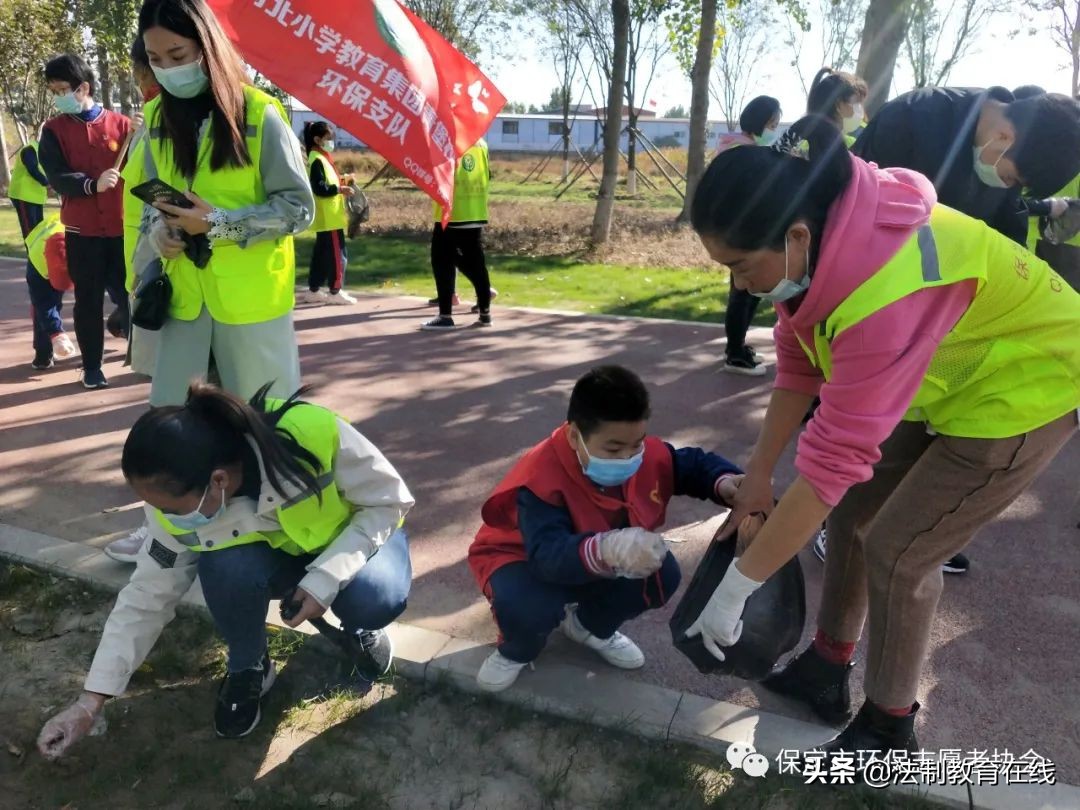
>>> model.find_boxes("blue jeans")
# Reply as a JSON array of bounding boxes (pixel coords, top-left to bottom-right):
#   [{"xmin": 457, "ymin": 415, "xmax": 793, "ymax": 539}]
[
  {"xmin": 487, "ymin": 554, "xmax": 681, "ymax": 663},
  {"xmin": 198, "ymin": 529, "xmax": 412, "ymax": 672},
  {"xmin": 26, "ymin": 266, "xmax": 64, "ymax": 357}
]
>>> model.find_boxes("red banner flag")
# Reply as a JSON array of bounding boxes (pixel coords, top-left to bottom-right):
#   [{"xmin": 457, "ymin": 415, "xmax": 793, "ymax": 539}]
[{"xmin": 206, "ymin": 0, "xmax": 505, "ymax": 216}]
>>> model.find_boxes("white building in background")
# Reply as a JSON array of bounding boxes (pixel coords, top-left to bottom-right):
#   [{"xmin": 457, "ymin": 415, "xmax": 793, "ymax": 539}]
[{"xmin": 289, "ymin": 104, "xmax": 732, "ymax": 154}]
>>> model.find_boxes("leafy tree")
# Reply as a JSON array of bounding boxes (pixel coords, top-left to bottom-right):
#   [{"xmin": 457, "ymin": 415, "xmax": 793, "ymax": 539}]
[
  {"xmin": 0, "ymin": 0, "xmax": 81, "ymax": 142},
  {"xmin": 711, "ymin": 0, "xmax": 774, "ymax": 130},
  {"xmin": 663, "ymin": 103, "xmax": 688, "ymax": 117},
  {"xmin": 904, "ymin": 0, "xmax": 1003, "ymax": 88}
]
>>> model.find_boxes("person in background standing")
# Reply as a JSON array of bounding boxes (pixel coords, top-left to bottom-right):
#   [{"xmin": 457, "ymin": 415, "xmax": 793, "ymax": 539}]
[
  {"xmin": 715, "ymin": 95, "xmax": 782, "ymax": 377},
  {"xmin": 9, "ymin": 125, "xmax": 78, "ymax": 370},
  {"xmin": 39, "ymin": 53, "xmax": 132, "ymax": 390},
  {"xmin": 421, "ymin": 138, "xmax": 494, "ymax": 331},
  {"xmin": 806, "ymin": 68, "xmax": 865, "ymax": 147},
  {"xmin": 296, "ymin": 120, "xmax": 357, "ymax": 306}
]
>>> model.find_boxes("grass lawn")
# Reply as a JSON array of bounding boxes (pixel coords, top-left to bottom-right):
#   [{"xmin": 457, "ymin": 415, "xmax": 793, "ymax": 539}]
[
  {"xmin": 0, "ymin": 206, "xmax": 773, "ymax": 326},
  {"xmin": 0, "ymin": 562, "xmax": 941, "ymax": 810}
]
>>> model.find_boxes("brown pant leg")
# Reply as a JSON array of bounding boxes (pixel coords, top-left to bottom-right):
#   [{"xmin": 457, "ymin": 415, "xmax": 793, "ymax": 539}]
[
  {"xmin": 818, "ymin": 421, "xmax": 935, "ymax": 644},
  {"xmin": 863, "ymin": 412, "xmax": 1078, "ymax": 708}
]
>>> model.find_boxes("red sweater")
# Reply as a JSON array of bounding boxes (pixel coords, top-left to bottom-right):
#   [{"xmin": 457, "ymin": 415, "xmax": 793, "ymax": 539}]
[
  {"xmin": 41, "ymin": 110, "xmax": 130, "ymax": 237},
  {"xmin": 468, "ymin": 425, "xmax": 675, "ymax": 590}
]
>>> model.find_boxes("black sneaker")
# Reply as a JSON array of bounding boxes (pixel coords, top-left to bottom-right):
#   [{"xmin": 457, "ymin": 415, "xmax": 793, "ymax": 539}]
[
  {"xmin": 351, "ymin": 629, "xmax": 394, "ymax": 681},
  {"xmin": 942, "ymin": 553, "xmax": 969, "ymax": 575},
  {"xmin": 214, "ymin": 654, "xmax": 276, "ymax": 739},
  {"xmin": 722, "ymin": 348, "xmax": 767, "ymax": 377},
  {"xmin": 31, "ymin": 354, "xmax": 54, "ymax": 370},
  {"xmin": 812, "ymin": 526, "xmax": 827, "ymax": 562},
  {"xmin": 471, "ymin": 312, "xmax": 492, "ymax": 327},
  {"xmin": 82, "ymin": 368, "xmax": 108, "ymax": 389},
  {"xmin": 762, "ymin": 645, "xmax": 854, "ymax": 725},
  {"xmin": 420, "ymin": 316, "xmax": 457, "ymax": 331}
]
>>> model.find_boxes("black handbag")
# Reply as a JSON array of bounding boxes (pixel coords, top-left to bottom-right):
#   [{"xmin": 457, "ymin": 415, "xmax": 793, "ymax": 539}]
[
  {"xmin": 670, "ymin": 526, "xmax": 806, "ymax": 681},
  {"xmin": 131, "ymin": 259, "xmax": 172, "ymax": 332}
]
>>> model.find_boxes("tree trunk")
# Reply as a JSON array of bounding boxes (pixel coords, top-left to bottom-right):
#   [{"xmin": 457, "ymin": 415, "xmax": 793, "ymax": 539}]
[
  {"xmin": 561, "ymin": 92, "xmax": 571, "ymax": 182},
  {"xmin": 0, "ymin": 109, "xmax": 11, "ymax": 191},
  {"xmin": 590, "ymin": 0, "xmax": 630, "ymax": 246},
  {"xmin": 97, "ymin": 46, "xmax": 113, "ymax": 110},
  {"xmin": 626, "ymin": 111, "xmax": 638, "ymax": 196},
  {"xmin": 677, "ymin": 0, "xmax": 717, "ymax": 225},
  {"xmin": 118, "ymin": 73, "xmax": 133, "ymax": 118},
  {"xmin": 855, "ymin": 0, "xmax": 912, "ymax": 116}
]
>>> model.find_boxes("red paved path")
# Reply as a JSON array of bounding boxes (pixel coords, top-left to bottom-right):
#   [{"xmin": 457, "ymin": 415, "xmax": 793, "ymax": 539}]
[{"xmin": 0, "ymin": 256, "xmax": 1076, "ymax": 780}]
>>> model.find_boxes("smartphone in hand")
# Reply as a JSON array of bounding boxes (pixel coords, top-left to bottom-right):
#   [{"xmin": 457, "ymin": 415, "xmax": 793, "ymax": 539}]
[{"xmin": 129, "ymin": 179, "xmax": 194, "ymax": 209}]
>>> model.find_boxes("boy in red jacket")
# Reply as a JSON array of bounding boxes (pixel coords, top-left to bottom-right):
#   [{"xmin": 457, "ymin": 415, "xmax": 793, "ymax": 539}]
[
  {"xmin": 469, "ymin": 365, "xmax": 742, "ymax": 692},
  {"xmin": 40, "ymin": 53, "xmax": 131, "ymax": 390}
]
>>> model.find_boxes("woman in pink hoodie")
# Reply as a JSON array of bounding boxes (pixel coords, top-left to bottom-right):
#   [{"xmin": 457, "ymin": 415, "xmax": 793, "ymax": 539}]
[{"xmin": 684, "ymin": 117, "xmax": 1080, "ymax": 763}]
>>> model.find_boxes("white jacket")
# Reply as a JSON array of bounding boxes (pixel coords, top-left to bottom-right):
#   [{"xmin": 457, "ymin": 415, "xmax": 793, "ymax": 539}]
[{"xmin": 84, "ymin": 418, "xmax": 414, "ymax": 696}]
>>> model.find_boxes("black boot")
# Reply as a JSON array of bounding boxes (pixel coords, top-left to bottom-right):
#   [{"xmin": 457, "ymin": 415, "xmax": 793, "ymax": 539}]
[
  {"xmin": 762, "ymin": 645, "xmax": 853, "ymax": 725},
  {"xmin": 822, "ymin": 700, "xmax": 919, "ymax": 756}
]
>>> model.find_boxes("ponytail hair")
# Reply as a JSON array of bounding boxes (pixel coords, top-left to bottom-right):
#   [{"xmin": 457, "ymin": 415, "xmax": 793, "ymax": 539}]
[
  {"xmin": 691, "ymin": 115, "xmax": 853, "ymax": 262},
  {"xmin": 303, "ymin": 120, "xmax": 331, "ymax": 154},
  {"xmin": 807, "ymin": 67, "xmax": 861, "ymax": 125},
  {"xmin": 122, "ymin": 382, "xmax": 324, "ymax": 501}
]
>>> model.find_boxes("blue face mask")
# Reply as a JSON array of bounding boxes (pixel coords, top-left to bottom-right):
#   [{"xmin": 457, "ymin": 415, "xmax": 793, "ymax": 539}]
[
  {"xmin": 973, "ymin": 139, "xmax": 1010, "ymax": 189},
  {"xmin": 54, "ymin": 91, "xmax": 83, "ymax": 115},
  {"xmin": 152, "ymin": 58, "xmax": 209, "ymax": 100},
  {"xmin": 753, "ymin": 233, "xmax": 811, "ymax": 303},
  {"xmin": 577, "ymin": 432, "xmax": 645, "ymax": 487},
  {"xmin": 755, "ymin": 129, "xmax": 779, "ymax": 147},
  {"xmin": 164, "ymin": 484, "xmax": 226, "ymax": 531}
]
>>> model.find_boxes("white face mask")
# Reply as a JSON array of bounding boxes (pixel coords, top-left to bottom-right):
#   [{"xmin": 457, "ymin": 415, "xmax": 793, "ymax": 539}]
[
  {"xmin": 973, "ymin": 139, "xmax": 1010, "ymax": 188},
  {"xmin": 842, "ymin": 103, "xmax": 864, "ymax": 135},
  {"xmin": 753, "ymin": 233, "xmax": 811, "ymax": 303},
  {"xmin": 322, "ymin": 139, "xmax": 336, "ymax": 152},
  {"xmin": 755, "ymin": 129, "xmax": 779, "ymax": 146}
]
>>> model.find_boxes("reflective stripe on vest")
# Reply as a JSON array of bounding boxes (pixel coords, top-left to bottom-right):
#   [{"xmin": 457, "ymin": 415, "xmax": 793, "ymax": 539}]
[
  {"xmin": 153, "ymin": 402, "xmax": 354, "ymax": 555},
  {"xmin": 802, "ymin": 204, "xmax": 1080, "ymax": 438},
  {"xmin": 9, "ymin": 141, "xmax": 48, "ymax": 205},
  {"xmin": 308, "ymin": 151, "xmax": 348, "ymax": 232},
  {"xmin": 433, "ymin": 140, "xmax": 490, "ymax": 225},
  {"xmin": 25, "ymin": 216, "xmax": 64, "ymax": 280},
  {"xmin": 144, "ymin": 86, "xmax": 295, "ymax": 325}
]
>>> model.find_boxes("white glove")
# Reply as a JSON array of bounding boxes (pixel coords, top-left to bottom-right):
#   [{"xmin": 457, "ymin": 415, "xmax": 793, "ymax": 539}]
[
  {"xmin": 597, "ymin": 527, "xmax": 669, "ymax": 578},
  {"xmin": 36, "ymin": 696, "xmax": 106, "ymax": 760},
  {"xmin": 684, "ymin": 558, "xmax": 763, "ymax": 662}
]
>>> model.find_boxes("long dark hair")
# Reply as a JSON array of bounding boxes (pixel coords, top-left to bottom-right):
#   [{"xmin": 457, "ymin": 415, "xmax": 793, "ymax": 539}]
[
  {"xmin": 138, "ymin": 0, "xmax": 252, "ymax": 179},
  {"xmin": 122, "ymin": 382, "xmax": 324, "ymax": 501},
  {"xmin": 807, "ymin": 67, "xmax": 860, "ymax": 126},
  {"xmin": 691, "ymin": 115, "xmax": 853, "ymax": 265},
  {"xmin": 303, "ymin": 121, "xmax": 331, "ymax": 154}
]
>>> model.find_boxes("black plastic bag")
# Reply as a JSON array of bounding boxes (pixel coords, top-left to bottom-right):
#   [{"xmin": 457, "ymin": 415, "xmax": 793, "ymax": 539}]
[{"xmin": 670, "ymin": 528, "xmax": 805, "ymax": 681}]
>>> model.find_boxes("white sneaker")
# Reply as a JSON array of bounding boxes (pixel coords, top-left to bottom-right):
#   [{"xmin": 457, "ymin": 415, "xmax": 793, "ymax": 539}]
[
  {"xmin": 476, "ymin": 650, "xmax": 528, "ymax": 692},
  {"xmin": 296, "ymin": 289, "xmax": 328, "ymax": 305},
  {"xmin": 561, "ymin": 608, "xmax": 645, "ymax": 670},
  {"xmin": 812, "ymin": 526, "xmax": 827, "ymax": 562},
  {"xmin": 104, "ymin": 526, "xmax": 149, "ymax": 563},
  {"xmin": 51, "ymin": 333, "xmax": 78, "ymax": 360},
  {"xmin": 325, "ymin": 290, "xmax": 357, "ymax": 305}
]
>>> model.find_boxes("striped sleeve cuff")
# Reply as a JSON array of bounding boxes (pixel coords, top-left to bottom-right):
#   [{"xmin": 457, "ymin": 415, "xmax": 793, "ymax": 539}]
[
  {"xmin": 579, "ymin": 534, "xmax": 613, "ymax": 578},
  {"xmin": 84, "ymin": 177, "xmax": 96, "ymax": 196}
]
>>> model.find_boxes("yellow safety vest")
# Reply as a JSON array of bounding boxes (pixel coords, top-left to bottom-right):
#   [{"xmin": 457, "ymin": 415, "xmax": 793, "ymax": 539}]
[
  {"xmin": 797, "ymin": 205, "xmax": 1080, "ymax": 438},
  {"xmin": 9, "ymin": 141, "xmax": 48, "ymax": 205},
  {"xmin": 433, "ymin": 139, "xmax": 490, "ymax": 225},
  {"xmin": 307, "ymin": 150, "xmax": 348, "ymax": 232},
  {"xmin": 120, "ymin": 133, "xmax": 149, "ymax": 292},
  {"xmin": 154, "ymin": 400, "xmax": 354, "ymax": 554},
  {"xmin": 145, "ymin": 86, "xmax": 295, "ymax": 324},
  {"xmin": 25, "ymin": 215, "xmax": 64, "ymax": 280}
]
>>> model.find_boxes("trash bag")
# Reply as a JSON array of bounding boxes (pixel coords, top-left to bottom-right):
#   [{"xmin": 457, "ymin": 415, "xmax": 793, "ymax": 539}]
[
  {"xmin": 670, "ymin": 520, "xmax": 805, "ymax": 681},
  {"xmin": 346, "ymin": 190, "xmax": 370, "ymax": 239}
]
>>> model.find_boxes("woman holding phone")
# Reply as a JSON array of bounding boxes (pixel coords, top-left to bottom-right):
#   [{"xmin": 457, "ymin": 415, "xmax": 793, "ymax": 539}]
[{"xmin": 134, "ymin": 0, "xmax": 314, "ymax": 407}]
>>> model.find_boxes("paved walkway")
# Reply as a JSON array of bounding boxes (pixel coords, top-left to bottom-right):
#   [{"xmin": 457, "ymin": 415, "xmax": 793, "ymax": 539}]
[{"xmin": 1, "ymin": 256, "xmax": 1077, "ymax": 781}]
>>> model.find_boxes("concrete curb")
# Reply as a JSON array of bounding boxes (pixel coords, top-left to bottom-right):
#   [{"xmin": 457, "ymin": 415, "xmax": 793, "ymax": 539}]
[{"xmin": 2, "ymin": 522, "xmax": 1076, "ymax": 810}]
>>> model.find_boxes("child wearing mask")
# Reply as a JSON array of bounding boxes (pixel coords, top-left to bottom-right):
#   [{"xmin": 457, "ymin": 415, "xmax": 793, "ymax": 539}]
[{"xmin": 468, "ymin": 365, "xmax": 742, "ymax": 692}]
